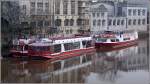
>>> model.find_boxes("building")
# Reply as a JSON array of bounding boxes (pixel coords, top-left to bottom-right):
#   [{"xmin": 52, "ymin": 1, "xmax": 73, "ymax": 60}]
[
  {"xmin": 18, "ymin": 0, "xmax": 90, "ymax": 36},
  {"xmin": 90, "ymin": 1, "xmax": 148, "ymax": 32}
]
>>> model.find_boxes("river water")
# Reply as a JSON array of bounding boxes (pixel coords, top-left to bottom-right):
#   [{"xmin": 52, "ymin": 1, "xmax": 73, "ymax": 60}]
[{"xmin": 1, "ymin": 37, "xmax": 150, "ymax": 84}]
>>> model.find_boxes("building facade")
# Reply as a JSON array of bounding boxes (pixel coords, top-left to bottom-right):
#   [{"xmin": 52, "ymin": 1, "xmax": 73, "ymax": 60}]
[
  {"xmin": 19, "ymin": 0, "xmax": 90, "ymax": 36},
  {"xmin": 90, "ymin": 1, "xmax": 148, "ymax": 32}
]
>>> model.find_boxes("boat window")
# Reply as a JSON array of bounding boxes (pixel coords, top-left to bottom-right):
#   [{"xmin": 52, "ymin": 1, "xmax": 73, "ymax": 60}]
[
  {"xmin": 64, "ymin": 43, "xmax": 74, "ymax": 51},
  {"xmin": 13, "ymin": 45, "xmax": 22, "ymax": 51},
  {"xmin": 86, "ymin": 41, "xmax": 92, "ymax": 48},
  {"xmin": 111, "ymin": 39, "xmax": 116, "ymax": 42},
  {"xmin": 30, "ymin": 46, "xmax": 49, "ymax": 51},
  {"xmin": 123, "ymin": 38, "xmax": 130, "ymax": 41},
  {"xmin": 74, "ymin": 42, "xmax": 80, "ymax": 49},
  {"xmin": 24, "ymin": 45, "xmax": 28, "ymax": 50},
  {"xmin": 64, "ymin": 42, "xmax": 80, "ymax": 51},
  {"xmin": 53, "ymin": 44, "xmax": 61, "ymax": 53},
  {"xmin": 82, "ymin": 40, "xmax": 92, "ymax": 48},
  {"xmin": 96, "ymin": 38, "xmax": 107, "ymax": 42},
  {"xmin": 116, "ymin": 39, "xmax": 119, "ymax": 42},
  {"xmin": 82, "ymin": 41, "xmax": 86, "ymax": 48}
]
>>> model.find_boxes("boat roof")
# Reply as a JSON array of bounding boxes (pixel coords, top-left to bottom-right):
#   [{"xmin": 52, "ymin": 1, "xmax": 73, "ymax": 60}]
[{"xmin": 29, "ymin": 37, "xmax": 92, "ymax": 46}]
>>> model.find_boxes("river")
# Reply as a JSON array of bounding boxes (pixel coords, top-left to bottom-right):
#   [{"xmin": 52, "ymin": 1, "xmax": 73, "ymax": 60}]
[{"xmin": 1, "ymin": 37, "xmax": 149, "ymax": 83}]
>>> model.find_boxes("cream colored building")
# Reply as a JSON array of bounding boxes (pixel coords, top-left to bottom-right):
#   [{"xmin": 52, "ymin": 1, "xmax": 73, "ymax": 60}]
[{"xmin": 19, "ymin": 0, "xmax": 90, "ymax": 36}]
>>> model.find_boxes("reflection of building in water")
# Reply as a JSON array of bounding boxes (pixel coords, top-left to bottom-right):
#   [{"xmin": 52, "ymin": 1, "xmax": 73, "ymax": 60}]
[
  {"xmin": 121, "ymin": 40, "xmax": 149, "ymax": 71},
  {"xmin": 5, "ymin": 52, "xmax": 96, "ymax": 83},
  {"xmin": 91, "ymin": 40, "xmax": 149, "ymax": 82},
  {"xmin": 96, "ymin": 45, "xmax": 138, "ymax": 59}
]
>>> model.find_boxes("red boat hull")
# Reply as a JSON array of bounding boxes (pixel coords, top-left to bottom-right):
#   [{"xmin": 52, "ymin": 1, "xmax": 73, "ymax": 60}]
[
  {"xmin": 95, "ymin": 39, "xmax": 138, "ymax": 49},
  {"xmin": 10, "ymin": 50, "xmax": 28, "ymax": 57},
  {"xmin": 28, "ymin": 47, "xmax": 95, "ymax": 59}
]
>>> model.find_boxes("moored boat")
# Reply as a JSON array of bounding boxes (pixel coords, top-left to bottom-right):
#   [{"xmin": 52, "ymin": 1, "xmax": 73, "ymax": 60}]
[
  {"xmin": 10, "ymin": 38, "xmax": 35, "ymax": 57},
  {"xmin": 93, "ymin": 30, "xmax": 138, "ymax": 48},
  {"xmin": 28, "ymin": 36, "xmax": 95, "ymax": 59}
]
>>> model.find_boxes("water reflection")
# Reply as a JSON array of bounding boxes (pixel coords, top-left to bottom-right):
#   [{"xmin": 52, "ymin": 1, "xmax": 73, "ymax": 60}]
[{"xmin": 1, "ymin": 39, "xmax": 150, "ymax": 83}]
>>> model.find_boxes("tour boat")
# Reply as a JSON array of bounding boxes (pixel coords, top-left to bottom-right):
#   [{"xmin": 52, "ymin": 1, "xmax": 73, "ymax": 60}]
[
  {"xmin": 93, "ymin": 30, "xmax": 138, "ymax": 48},
  {"xmin": 10, "ymin": 38, "xmax": 35, "ymax": 57},
  {"xmin": 28, "ymin": 36, "xmax": 95, "ymax": 59}
]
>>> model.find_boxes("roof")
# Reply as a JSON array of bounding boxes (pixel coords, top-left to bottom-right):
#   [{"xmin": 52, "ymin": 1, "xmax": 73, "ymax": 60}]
[{"xmin": 91, "ymin": 4, "xmax": 108, "ymax": 12}]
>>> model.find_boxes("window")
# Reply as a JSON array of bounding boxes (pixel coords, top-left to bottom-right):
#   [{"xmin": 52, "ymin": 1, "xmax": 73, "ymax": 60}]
[
  {"xmin": 124, "ymin": 38, "xmax": 130, "ymax": 41},
  {"xmin": 101, "ymin": 12, "xmax": 105, "ymax": 17},
  {"xmin": 93, "ymin": 20, "xmax": 96, "ymax": 26},
  {"xmin": 63, "ymin": 0, "xmax": 68, "ymax": 14},
  {"xmin": 133, "ymin": 9, "xmax": 136, "ymax": 16},
  {"xmin": 70, "ymin": 19, "xmax": 74, "ymax": 26},
  {"xmin": 92, "ymin": 13, "xmax": 95, "ymax": 17},
  {"xmin": 30, "ymin": 2, "xmax": 35, "ymax": 14},
  {"xmin": 30, "ymin": 46, "xmax": 49, "ymax": 51},
  {"xmin": 55, "ymin": 0, "xmax": 60, "ymax": 14},
  {"xmin": 133, "ymin": 19, "xmax": 136, "ymax": 25},
  {"xmin": 97, "ymin": 20, "xmax": 101, "ymax": 26},
  {"xmin": 128, "ymin": 9, "xmax": 132, "ymax": 16},
  {"xmin": 64, "ymin": 19, "xmax": 69, "ymax": 26},
  {"xmin": 37, "ymin": 2, "xmax": 43, "ymax": 14},
  {"xmin": 64, "ymin": 42, "xmax": 80, "ymax": 51},
  {"xmin": 138, "ymin": 9, "xmax": 141, "ymax": 16},
  {"xmin": 138, "ymin": 19, "xmax": 141, "ymax": 25},
  {"xmin": 38, "ymin": 21, "xmax": 43, "ymax": 27},
  {"xmin": 44, "ymin": 21, "xmax": 49, "ymax": 27},
  {"xmin": 113, "ymin": 20, "xmax": 116, "ymax": 25},
  {"xmin": 102, "ymin": 20, "xmax": 105, "ymax": 26},
  {"xmin": 55, "ymin": 19, "xmax": 61, "ymax": 26},
  {"xmin": 142, "ymin": 9, "xmax": 145, "ymax": 15},
  {"xmin": 82, "ymin": 40, "xmax": 92, "ymax": 48},
  {"xmin": 128, "ymin": 19, "xmax": 132, "ymax": 25},
  {"xmin": 117, "ymin": 19, "xmax": 120, "ymax": 25},
  {"xmin": 53, "ymin": 44, "xmax": 61, "ymax": 53},
  {"xmin": 121, "ymin": 20, "xmax": 124, "ymax": 25},
  {"xmin": 45, "ymin": 3, "xmax": 49, "ymax": 14},
  {"xmin": 30, "ymin": 22, "xmax": 36, "ymax": 28},
  {"xmin": 142, "ymin": 19, "xmax": 146, "ymax": 25},
  {"xmin": 71, "ymin": 0, "xmax": 75, "ymax": 14},
  {"xmin": 97, "ymin": 13, "xmax": 100, "ymax": 17},
  {"xmin": 31, "ymin": 2, "xmax": 35, "ymax": 7},
  {"xmin": 108, "ymin": 20, "xmax": 112, "ymax": 25},
  {"xmin": 77, "ymin": 19, "xmax": 82, "ymax": 26}
]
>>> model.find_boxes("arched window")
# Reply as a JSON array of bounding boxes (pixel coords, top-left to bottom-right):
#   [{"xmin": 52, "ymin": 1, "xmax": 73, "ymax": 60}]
[
  {"xmin": 97, "ymin": 20, "xmax": 101, "ymax": 26},
  {"xmin": 142, "ymin": 19, "xmax": 146, "ymax": 25},
  {"xmin": 108, "ymin": 19, "xmax": 112, "ymax": 25},
  {"xmin": 117, "ymin": 19, "xmax": 120, "ymax": 25},
  {"xmin": 55, "ymin": 19, "xmax": 61, "ymax": 26},
  {"xmin": 138, "ymin": 19, "xmax": 141, "ymax": 25},
  {"xmin": 93, "ymin": 20, "xmax": 96, "ymax": 26},
  {"xmin": 121, "ymin": 20, "xmax": 124, "ymax": 25},
  {"xmin": 64, "ymin": 19, "xmax": 69, "ymax": 26},
  {"xmin": 113, "ymin": 19, "xmax": 116, "ymax": 26},
  {"xmin": 70, "ymin": 19, "xmax": 74, "ymax": 26},
  {"xmin": 102, "ymin": 20, "xmax": 105, "ymax": 26},
  {"xmin": 128, "ymin": 19, "xmax": 132, "ymax": 25},
  {"xmin": 77, "ymin": 19, "xmax": 82, "ymax": 26},
  {"xmin": 133, "ymin": 19, "xmax": 136, "ymax": 25}
]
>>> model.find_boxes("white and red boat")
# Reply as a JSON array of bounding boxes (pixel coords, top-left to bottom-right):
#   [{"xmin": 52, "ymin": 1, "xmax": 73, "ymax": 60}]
[
  {"xmin": 93, "ymin": 30, "xmax": 138, "ymax": 48},
  {"xmin": 10, "ymin": 38, "xmax": 35, "ymax": 57},
  {"xmin": 28, "ymin": 36, "xmax": 95, "ymax": 59}
]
